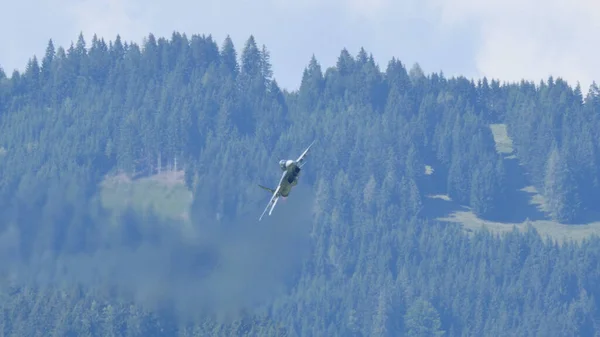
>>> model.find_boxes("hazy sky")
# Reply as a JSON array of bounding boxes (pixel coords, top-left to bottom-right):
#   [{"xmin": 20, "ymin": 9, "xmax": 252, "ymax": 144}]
[{"xmin": 1, "ymin": 0, "xmax": 599, "ymax": 92}]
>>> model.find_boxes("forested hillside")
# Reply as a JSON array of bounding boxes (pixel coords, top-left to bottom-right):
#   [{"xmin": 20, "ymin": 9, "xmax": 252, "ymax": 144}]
[{"xmin": 1, "ymin": 31, "xmax": 600, "ymax": 336}]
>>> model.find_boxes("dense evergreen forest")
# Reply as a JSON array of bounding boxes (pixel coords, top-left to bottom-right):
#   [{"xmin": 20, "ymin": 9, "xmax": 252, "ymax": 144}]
[{"xmin": 1, "ymin": 31, "xmax": 600, "ymax": 336}]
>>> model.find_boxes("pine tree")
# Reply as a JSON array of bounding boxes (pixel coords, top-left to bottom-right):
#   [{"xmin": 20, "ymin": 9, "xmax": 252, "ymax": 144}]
[
  {"xmin": 543, "ymin": 145, "xmax": 582, "ymax": 223},
  {"xmin": 404, "ymin": 299, "xmax": 445, "ymax": 337},
  {"xmin": 298, "ymin": 55, "xmax": 324, "ymax": 111},
  {"xmin": 240, "ymin": 35, "xmax": 261, "ymax": 79},
  {"xmin": 220, "ymin": 35, "xmax": 239, "ymax": 76},
  {"xmin": 41, "ymin": 39, "xmax": 55, "ymax": 82}
]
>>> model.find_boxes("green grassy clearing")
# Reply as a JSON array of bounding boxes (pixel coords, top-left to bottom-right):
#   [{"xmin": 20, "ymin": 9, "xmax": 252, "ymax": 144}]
[
  {"xmin": 100, "ymin": 171, "xmax": 192, "ymax": 222},
  {"xmin": 489, "ymin": 123, "xmax": 514, "ymax": 155},
  {"xmin": 428, "ymin": 123, "xmax": 600, "ymax": 243},
  {"xmin": 439, "ymin": 210, "xmax": 600, "ymax": 244}
]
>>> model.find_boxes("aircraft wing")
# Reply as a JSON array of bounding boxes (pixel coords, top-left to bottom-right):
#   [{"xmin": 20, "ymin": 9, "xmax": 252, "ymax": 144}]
[
  {"xmin": 259, "ymin": 187, "xmax": 280, "ymax": 221},
  {"xmin": 296, "ymin": 140, "xmax": 315, "ymax": 168},
  {"xmin": 259, "ymin": 171, "xmax": 286, "ymax": 221}
]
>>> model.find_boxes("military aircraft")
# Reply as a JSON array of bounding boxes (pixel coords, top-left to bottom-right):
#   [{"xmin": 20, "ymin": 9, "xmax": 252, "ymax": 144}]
[{"xmin": 258, "ymin": 140, "xmax": 315, "ymax": 220}]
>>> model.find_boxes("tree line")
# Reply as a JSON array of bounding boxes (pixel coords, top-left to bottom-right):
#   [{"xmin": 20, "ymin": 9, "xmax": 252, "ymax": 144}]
[{"xmin": 0, "ymin": 31, "xmax": 600, "ymax": 336}]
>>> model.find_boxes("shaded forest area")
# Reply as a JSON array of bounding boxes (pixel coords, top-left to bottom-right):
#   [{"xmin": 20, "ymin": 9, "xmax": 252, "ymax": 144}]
[{"xmin": 1, "ymin": 32, "xmax": 600, "ymax": 336}]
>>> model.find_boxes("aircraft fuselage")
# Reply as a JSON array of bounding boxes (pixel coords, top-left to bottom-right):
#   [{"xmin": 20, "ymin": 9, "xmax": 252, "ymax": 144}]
[{"xmin": 278, "ymin": 159, "xmax": 301, "ymax": 197}]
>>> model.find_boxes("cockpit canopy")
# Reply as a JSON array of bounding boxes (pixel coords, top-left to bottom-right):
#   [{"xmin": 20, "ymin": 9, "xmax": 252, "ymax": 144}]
[{"xmin": 279, "ymin": 159, "xmax": 295, "ymax": 171}]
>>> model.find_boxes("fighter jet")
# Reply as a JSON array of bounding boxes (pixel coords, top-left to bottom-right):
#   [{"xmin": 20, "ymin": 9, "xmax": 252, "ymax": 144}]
[{"xmin": 258, "ymin": 140, "xmax": 315, "ymax": 220}]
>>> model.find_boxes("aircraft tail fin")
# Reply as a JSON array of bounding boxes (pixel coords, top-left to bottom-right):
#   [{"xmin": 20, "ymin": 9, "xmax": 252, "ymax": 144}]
[{"xmin": 258, "ymin": 184, "xmax": 276, "ymax": 194}]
